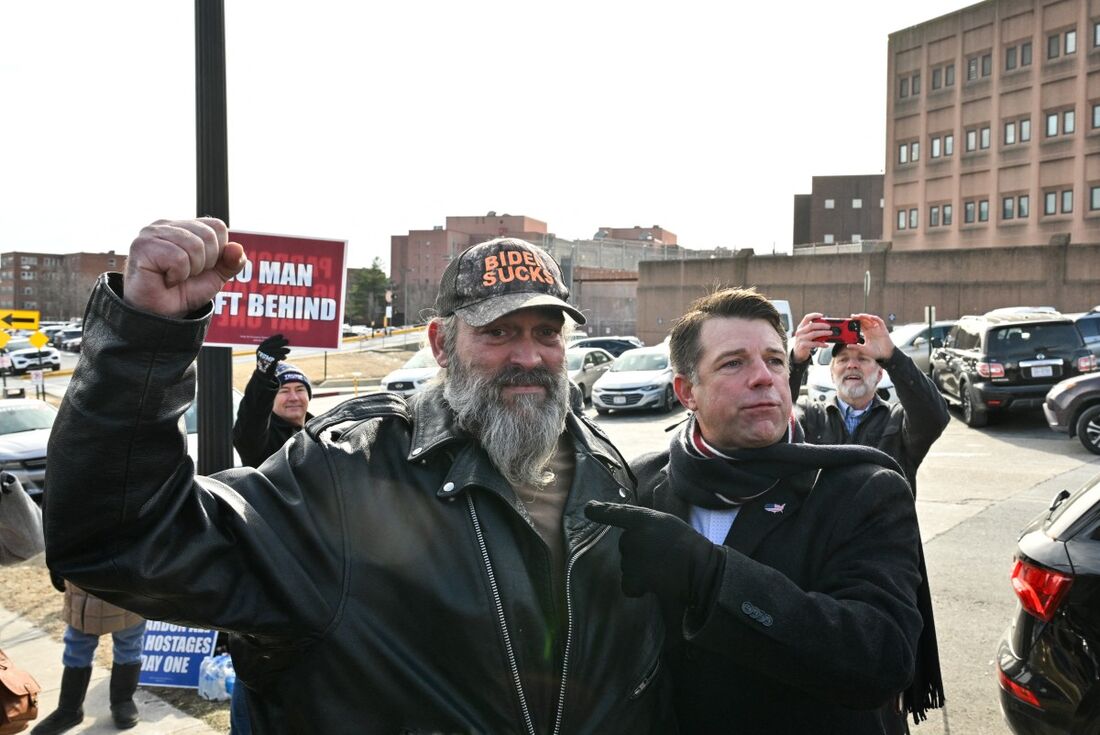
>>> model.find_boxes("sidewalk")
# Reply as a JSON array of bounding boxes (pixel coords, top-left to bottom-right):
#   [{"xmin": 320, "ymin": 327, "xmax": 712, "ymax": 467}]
[{"xmin": 0, "ymin": 604, "xmax": 220, "ymax": 734}]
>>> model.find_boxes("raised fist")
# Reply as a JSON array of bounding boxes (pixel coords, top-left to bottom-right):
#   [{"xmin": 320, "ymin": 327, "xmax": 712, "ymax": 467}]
[{"xmin": 256, "ymin": 334, "xmax": 290, "ymax": 375}]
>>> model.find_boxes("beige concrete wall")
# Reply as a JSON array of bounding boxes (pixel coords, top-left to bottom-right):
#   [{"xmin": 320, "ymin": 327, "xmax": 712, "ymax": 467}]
[{"xmin": 636, "ymin": 240, "xmax": 1100, "ymax": 344}]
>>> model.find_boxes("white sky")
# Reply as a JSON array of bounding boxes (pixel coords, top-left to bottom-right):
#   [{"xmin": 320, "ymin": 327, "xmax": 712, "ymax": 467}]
[{"xmin": 0, "ymin": 0, "xmax": 970, "ymax": 269}]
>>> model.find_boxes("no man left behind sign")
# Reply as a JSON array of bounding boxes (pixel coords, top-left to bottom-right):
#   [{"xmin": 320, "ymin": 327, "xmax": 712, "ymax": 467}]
[{"xmin": 205, "ymin": 230, "xmax": 348, "ymax": 350}]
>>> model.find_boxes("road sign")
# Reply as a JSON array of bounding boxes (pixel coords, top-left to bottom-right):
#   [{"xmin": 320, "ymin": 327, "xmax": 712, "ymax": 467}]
[
  {"xmin": 29, "ymin": 370, "xmax": 44, "ymax": 386},
  {"xmin": 28, "ymin": 332, "xmax": 48, "ymax": 349},
  {"xmin": 0, "ymin": 310, "xmax": 39, "ymax": 330}
]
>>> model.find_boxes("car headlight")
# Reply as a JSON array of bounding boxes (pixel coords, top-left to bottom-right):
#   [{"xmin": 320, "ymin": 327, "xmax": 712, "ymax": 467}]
[{"xmin": 639, "ymin": 384, "xmax": 660, "ymax": 391}]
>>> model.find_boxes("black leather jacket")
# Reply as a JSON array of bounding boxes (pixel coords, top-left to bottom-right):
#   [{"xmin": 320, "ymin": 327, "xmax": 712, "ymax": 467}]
[
  {"xmin": 44, "ymin": 274, "xmax": 673, "ymax": 734},
  {"xmin": 789, "ymin": 347, "xmax": 950, "ymax": 491}
]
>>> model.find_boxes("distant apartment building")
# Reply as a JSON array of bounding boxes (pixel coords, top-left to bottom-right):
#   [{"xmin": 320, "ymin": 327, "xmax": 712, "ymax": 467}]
[
  {"xmin": 593, "ymin": 225, "xmax": 678, "ymax": 245},
  {"xmin": 886, "ymin": 0, "xmax": 1100, "ymax": 250},
  {"xmin": 0, "ymin": 251, "xmax": 122, "ymax": 321},
  {"xmin": 792, "ymin": 175, "xmax": 885, "ymax": 247}
]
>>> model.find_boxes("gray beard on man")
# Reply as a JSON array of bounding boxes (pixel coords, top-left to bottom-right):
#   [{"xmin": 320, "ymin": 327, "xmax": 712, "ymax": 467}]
[
  {"xmin": 438, "ymin": 356, "xmax": 570, "ymax": 488},
  {"xmin": 837, "ymin": 371, "xmax": 878, "ymax": 403}
]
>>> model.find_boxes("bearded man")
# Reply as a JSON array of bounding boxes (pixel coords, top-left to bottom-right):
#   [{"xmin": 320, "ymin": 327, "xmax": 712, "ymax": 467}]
[
  {"xmin": 43, "ymin": 221, "xmax": 674, "ymax": 735},
  {"xmin": 789, "ymin": 311, "xmax": 950, "ymax": 733}
]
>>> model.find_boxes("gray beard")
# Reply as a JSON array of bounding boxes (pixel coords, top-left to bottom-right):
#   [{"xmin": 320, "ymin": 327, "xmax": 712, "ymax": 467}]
[
  {"xmin": 837, "ymin": 373, "xmax": 876, "ymax": 403},
  {"xmin": 437, "ymin": 357, "xmax": 570, "ymax": 488}
]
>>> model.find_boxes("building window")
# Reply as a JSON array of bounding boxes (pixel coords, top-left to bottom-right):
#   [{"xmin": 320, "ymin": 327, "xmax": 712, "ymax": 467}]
[
  {"xmin": 880, "ymin": 198, "xmax": 885, "ymax": 208},
  {"xmin": 932, "ymin": 67, "xmax": 942, "ymax": 89},
  {"xmin": 1095, "ymin": 20, "xmax": 1100, "ymax": 48},
  {"xmin": 912, "ymin": 73, "xmax": 921, "ymax": 95},
  {"xmin": 21, "ymin": 287, "xmax": 33, "ymax": 296},
  {"xmin": 980, "ymin": 126, "xmax": 991, "ymax": 149},
  {"xmin": 1020, "ymin": 118, "xmax": 1031, "ymax": 141},
  {"xmin": 1005, "ymin": 120, "xmax": 1016, "ymax": 145},
  {"xmin": 897, "ymin": 210, "xmax": 907, "ymax": 230},
  {"xmin": 911, "ymin": 141, "xmax": 919, "ymax": 161},
  {"xmin": 967, "ymin": 57, "xmax": 979, "ymax": 80},
  {"xmin": 899, "ymin": 77, "xmax": 909, "ymax": 98},
  {"xmin": 1045, "ymin": 191, "xmax": 1058, "ymax": 215},
  {"xmin": 1045, "ymin": 108, "xmax": 1075, "ymax": 137},
  {"xmin": 944, "ymin": 134, "xmax": 954, "ymax": 155},
  {"xmin": 898, "ymin": 144, "xmax": 908, "ymax": 164},
  {"xmin": 966, "ymin": 129, "xmax": 978, "ymax": 151},
  {"xmin": 1019, "ymin": 195, "xmax": 1030, "ymax": 218},
  {"xmin": 943, "ymin": 204, "xmax": 953, "ymax": 225},
  {"xmin": 931, "ymin": 136, "xmax": 942, "ymax": 157},
  {"xmin": 852, "ymin": 198, "xmax": 862, "ymax": 209},
  {"xmin": 823, "ymin": 234, "xmax": 835, "ymax": 244},
  {"xmin": 982, "ymin": 53, "xmax": 992, "ymax": 76},
  {"xmin": 1066, "ymin": 30, "xmax": 1077, "ymax": 55},
  {"xmin": 964, "ymin": 201, "xmax": 976, "ymax": 223},
  {"xmin": 1003, "ymin": 197, "xmax": 1015, "ymax": 219},
  {"xmin": 852, "ymin": 234, "xmax": 862, "ymax": 243},
  {"xmin": 1093, "ymin": 103, "xmax": 1100, "ymax": 128},
  {"xmin": 1090, "ymin": 185, "xmax": 1100, "ymax": 210},
  {"xmin": 1049, "ymin": 33, "xmax": 1061, "ymax": 59},
  {"xmin": 979, "ymin": 200, "xmax": 989, "ymax": 222},
  {"xmin": 1063, "ymin": 189, "xmax": 1074, "ymax": 213},
  {"xmin": 909, "ymin": 208, "xmax": 918, "ymax": 229},
  {"xmin": 20, "ymin": 256, "xmax": 36, "ymax": 266},
  {"xmin": 19, "ymin": 271, "xmax": 34, "ymax": 280},
  {"xmin": 930, "ymin": 206, "xmax": 940, "ymax": 227},
  {"xmin": 1065, "ymin": 109, "xmax": 1076, "ymax": 134},
  {"xmin": 1006, "ymin": 45, "xmax": 1017, "ymax": 70},
  {"xmin": 945, "ymin": 63, "xmax": 955, "ymax": 86},
  {"xmin": 1047, "ymin": 112, "xmax": 1059, "ymax": 136},
  {"xmin": 1021, "ymin": 41, "xmax": 1032, "ymax": 66},
  {"xmin": 824, "ymin": 198, "xmax": 835, "ymax": 209}
]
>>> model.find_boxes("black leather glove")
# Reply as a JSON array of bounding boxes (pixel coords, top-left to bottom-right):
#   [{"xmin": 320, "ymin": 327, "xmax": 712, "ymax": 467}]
[
  {"xmin": 50, "ymin": 570, "xmax": 66, "ymax": 593},
  {"xmin": 585, "ymin": 500, "xmax": 724, "ymax": 611},
  {"xmin": 256, "ymin": 334, "xmax": 290, "ymax": 375}
]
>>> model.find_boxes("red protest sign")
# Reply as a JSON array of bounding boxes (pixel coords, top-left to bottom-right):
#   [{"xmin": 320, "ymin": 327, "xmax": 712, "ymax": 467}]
[{"xmin": 204, "ymin": 230, "xmax": 348, "ymax": 349}]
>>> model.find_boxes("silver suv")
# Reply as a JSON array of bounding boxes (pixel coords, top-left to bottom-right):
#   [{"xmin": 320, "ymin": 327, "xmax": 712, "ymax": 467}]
[{"xmin": 2, "ymin": 338, "xmax": 61, "ymax": 375}]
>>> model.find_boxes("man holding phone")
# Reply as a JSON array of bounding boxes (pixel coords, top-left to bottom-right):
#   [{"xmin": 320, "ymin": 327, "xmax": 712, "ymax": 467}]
[{"xmin": 790, "ymin": 312, "xmax": 949, "ymax": 732}]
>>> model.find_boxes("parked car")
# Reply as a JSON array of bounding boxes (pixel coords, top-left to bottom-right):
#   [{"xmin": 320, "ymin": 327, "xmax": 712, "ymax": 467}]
[
  {"xmin": 889, "ymin": 320, "xmax": 958, "ymax": 374},
  {"xmin": 182, "ymin": 389, "xmax": 244, "ymax": 467},
  {"xmin": 380, "ymin": 347, "xmax": 439, "ymax": 397},
  {"xmin": 566, "ymin": 347, "xmax": 614, "ymax": 404},
  {"xmin": 592, "ymin": 346, "xmax": 676, "ymax": 414},
  {"xmin": 1, "ymin": 338, "xmax": 61, "ymax": 375},
  {"xmin": 803, "ymin": 344, "xmax": 897, "ymax": 405},
  {"xmin": 996, "ymin": 474, "xmax": 1100, "ymax": 734},
  {"xmin": 1043, "ymin": 372, "xmax": 1100, "ymax": 455},
  {"xmin": 569, "ymin": 336, "xmax": 644, "ymax": 357},
  {"xmin": 931, "ymin": 310, "xmax": 1097, "ymax": 427},
  {"xmin": 50, "ymin": 327, "xmax": 82, "ymax": 349},
  {"xmin": 1070, "ymin": 309, "xmax": 1100, "ymax": 360},
  {"xmin": 0, "ymin": 398, "xmax": 58, "ymax": 502}
]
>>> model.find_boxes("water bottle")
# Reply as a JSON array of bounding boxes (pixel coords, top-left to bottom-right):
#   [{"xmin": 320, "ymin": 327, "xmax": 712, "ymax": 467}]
[{"xmin": 197, "ymin": 653, "xmax": 234, "ymax": 701}]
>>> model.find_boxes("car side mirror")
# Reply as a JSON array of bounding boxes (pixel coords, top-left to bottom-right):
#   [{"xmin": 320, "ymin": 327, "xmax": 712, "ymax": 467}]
[
  {"xmin": 913, "ymin": 337, "xmax": 928, "ymax": 348},
  {"xmin": 583, "ymin": 364, "xmax": 593, "ymax": 372}
]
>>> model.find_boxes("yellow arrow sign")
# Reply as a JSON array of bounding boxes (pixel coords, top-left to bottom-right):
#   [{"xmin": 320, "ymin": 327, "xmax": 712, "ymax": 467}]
[
  {"xmin": 28, "ymin": 331, "xmax": 49, "ymax": 349},
  {"xmin": 0, "ymin": 310, "xmax": 39, "ymax": 330}
]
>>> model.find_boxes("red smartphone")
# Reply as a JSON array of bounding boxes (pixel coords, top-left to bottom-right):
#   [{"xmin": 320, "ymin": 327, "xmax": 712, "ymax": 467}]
[{"xmin": 811, "ymin": 317, "xmax": 864, "ymax": 345}]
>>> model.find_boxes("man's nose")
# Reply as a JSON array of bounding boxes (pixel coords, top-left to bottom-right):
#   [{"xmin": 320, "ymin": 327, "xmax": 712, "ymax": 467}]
[
  {"xmin": 509, "ymin": 335, "xmax": 544, "ymax": 370},
  {"xmin": 745, "ymin": 356, "xmax": 775, "ymax": 387}
]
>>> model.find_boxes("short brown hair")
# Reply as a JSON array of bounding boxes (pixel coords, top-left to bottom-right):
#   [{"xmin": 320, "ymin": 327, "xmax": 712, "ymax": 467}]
[{"xmin": 669, "ymin": 288, "xmax": 787, "ymax": 380}]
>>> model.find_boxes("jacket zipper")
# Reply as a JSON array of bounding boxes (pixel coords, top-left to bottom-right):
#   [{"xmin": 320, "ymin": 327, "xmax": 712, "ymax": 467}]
[
  {"xmin": 465, "ymin": 494, "xmax": 536, "ymax": 735},
  {"xmin": 550, "ymin": 524, "xmax": 611, "ymax": 735}
]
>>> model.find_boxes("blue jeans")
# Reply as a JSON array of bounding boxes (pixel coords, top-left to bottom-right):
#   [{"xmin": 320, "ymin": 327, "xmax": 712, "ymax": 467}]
[
  {"xmin": 229, "ymin": 680, "xmax": 252, "ymax": 735},
  {"xmin": 62, "ymin": 621, "xmax": 146, "ymax": 668}
]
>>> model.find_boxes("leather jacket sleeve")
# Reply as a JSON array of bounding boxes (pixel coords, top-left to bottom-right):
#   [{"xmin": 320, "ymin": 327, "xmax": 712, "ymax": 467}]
[
  {"xmin": 44, "ymin": 274, "xmax": 342, "ymax": 642},
  {"xmin": 233, "ymin": 369, "xmax": 278, "ymax": 468},
  {"xmin": 788, "ymin": 351, "xmax": 811, "ymax": 403},
  {"xmin": 879, "ymin": 347, "xmax": 950, "ymax": 467},
  {"xmin": 682, "ymin": 467, "xmax": 921, "ymax": 710}
]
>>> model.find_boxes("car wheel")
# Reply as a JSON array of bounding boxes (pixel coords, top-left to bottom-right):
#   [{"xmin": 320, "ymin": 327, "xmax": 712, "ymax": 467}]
[
  {"xmin": 960, "ymin": 381, "xmax": 988, "ymax": 428},
  {"xmin": 661, "ymin": 385, "xmax": 675, "ymax": 413},
  {"xmin": 582, "ymin": 385, "xmax": 590, "ymax": 406},
  {"xmin": 1075, "ymin": 405, "xmax": 1100, "ymax": 455}
]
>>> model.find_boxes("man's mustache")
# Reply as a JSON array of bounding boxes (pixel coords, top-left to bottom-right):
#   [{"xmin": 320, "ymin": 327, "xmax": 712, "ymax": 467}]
[{"xmin": 492, "ymin": 365, "xmax": 558, "ymax": 389}]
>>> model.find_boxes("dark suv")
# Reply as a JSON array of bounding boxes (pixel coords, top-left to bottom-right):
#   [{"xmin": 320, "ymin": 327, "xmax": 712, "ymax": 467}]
[{"xmin": 931, "ymin": 310, "xmax": 1097, "ymax": 427}]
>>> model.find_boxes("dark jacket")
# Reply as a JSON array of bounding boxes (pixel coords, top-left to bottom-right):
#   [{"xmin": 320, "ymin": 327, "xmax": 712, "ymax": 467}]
[
  {"xmin": 789, "ymin": 347, "xmax": 949, "ymax": 492},
  {"xmin": 232, "ymin": 368, "xmax": 314, "ymax": 469},
  {"xmin": 44, "ymin": 274, "xmax": 675, "ymax": 735},
  {"xmin": 633, "ymin": 450, "xmax": 923, "ymax": 734}
]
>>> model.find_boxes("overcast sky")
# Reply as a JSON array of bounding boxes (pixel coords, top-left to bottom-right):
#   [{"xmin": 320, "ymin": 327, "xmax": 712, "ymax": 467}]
[{"xmin": 0, "ymin": 0, "xmax": 971, "ymax": 269}]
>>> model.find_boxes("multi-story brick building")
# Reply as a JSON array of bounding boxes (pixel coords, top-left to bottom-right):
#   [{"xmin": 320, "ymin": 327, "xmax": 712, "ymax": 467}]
[
  {"xmin": 0, "ymin": 251, "xmax": 122, "ymax": 321},
  {"xmin": 886, "ymin": 0, "xmax": 1100, "ymax": 250},
  {"xmin": 792, "ymin": 175, "xmax": 885, "ymax": 247}
]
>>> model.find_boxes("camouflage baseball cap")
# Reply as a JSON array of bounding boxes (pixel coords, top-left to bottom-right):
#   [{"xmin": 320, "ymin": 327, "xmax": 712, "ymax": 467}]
[{"xmin": 435, "ymin": 237, "xmax": 586, "ymax": 326}]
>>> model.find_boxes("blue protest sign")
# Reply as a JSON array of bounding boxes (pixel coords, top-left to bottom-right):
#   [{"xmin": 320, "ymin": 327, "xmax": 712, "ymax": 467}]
[{"xmin": 138, "ymin": 621, "xmax": 219, "ymax": 688}]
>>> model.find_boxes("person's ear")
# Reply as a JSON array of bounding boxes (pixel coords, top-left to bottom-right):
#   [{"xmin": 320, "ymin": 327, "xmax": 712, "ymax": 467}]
[
  {"xmin": 673, "ymin": 373, "xmax": 696, "ymax": 411},
  {"xmin": 428, "ymin": 319, "xmax": 449, "ymax": 367}
]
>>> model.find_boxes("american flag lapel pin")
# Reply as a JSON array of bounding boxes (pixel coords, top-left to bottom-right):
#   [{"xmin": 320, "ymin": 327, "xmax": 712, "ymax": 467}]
[{"xmin": 764, "ymin": 503, "xmax": 786, "ymax": 514}]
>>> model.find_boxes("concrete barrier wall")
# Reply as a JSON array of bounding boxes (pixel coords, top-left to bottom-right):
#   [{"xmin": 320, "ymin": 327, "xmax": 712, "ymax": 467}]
[{"xmin": 636, "ymin": 240, "xmax": 1100, "ymax": 345}]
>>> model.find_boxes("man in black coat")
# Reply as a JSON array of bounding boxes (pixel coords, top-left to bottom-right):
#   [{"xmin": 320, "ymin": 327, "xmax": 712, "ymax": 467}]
[
  {"xmin": 232, "ymin": 334, "xmax": 315, "ymax": 469},
  {"xmin": 586, "ymin": 288, "xmax": 923, "ymax": 734},
  {"xmin": 790, "ymin": 312, "xmax": 949, "ymax": 731}
]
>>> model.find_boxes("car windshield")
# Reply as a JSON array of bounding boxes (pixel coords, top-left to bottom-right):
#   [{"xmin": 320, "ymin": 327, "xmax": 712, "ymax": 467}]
[
  {"xmin": 612, "ymin": 352, "xmax": 668, "ymax": 372},
  {"xmin": 403, "ymin": 349, "xmax": 438, "ymax": 369},
  {"xmin": 987, "ymin": 324, "xmax": 1082, "ymax": 357},
  {"xmin": 567, "ymin": 354, "xmax": 583, "ymax": 371},
  {"xmin": 890, "ymin": 324, "xmax": 926, "ymax": 346},
  {"xmin": 0, "ymin": 404, "xmax": 56, "ymax": 434},
  {"xmin": 4, "ymin": 340, "xmax": 32, "ymax": 352}
]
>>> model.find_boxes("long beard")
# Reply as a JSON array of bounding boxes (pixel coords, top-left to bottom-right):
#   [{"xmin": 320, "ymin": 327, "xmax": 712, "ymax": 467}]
[{"xmin": 441, "ymin": 357, "xmax": 570, "ymax": 488}]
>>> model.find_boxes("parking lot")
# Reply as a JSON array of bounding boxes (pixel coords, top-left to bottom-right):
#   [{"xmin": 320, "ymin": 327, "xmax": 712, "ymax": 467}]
[{"xmin": 585, "ymin": 403, "xmax": 1100, "ymax": 735}]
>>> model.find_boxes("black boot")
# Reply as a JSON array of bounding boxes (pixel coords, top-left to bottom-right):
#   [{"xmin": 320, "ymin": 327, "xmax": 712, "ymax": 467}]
[
  {"xmin": 109, "ymin": 661, "xmax": 142, "ymax": 729},
  {"xmin": 31, "ymin": 666, "xmax": 92, "ymax": 735}
]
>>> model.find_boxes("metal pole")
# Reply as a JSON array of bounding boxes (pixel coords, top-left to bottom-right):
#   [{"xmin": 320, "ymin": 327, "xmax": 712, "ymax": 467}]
[{"xmin": 195, "ymin": 0, "xmax": 234, "ymax": 474}]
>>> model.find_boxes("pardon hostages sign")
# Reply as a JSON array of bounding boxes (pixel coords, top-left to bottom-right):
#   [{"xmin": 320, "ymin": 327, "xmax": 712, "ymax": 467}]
[{"xmin": 205, "ymin": 230, "xmax": 348, "ymax": 349}]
